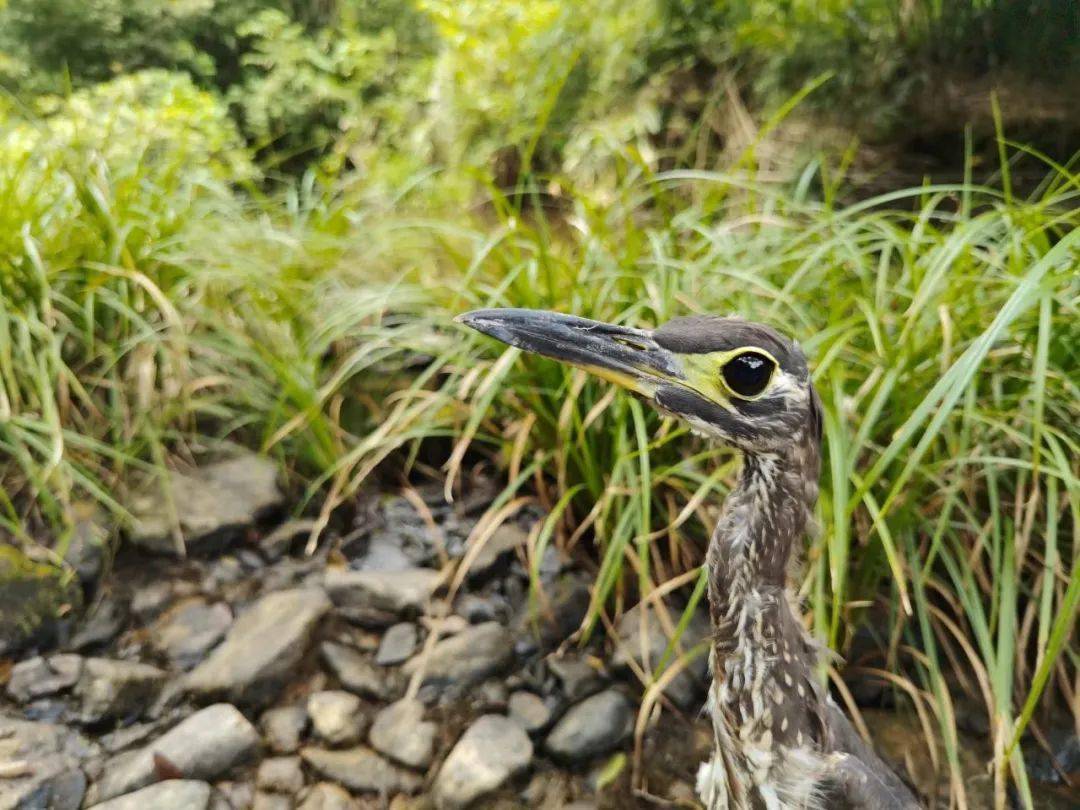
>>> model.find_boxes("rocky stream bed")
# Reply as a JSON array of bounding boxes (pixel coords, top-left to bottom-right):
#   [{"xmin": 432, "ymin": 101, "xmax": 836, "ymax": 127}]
[{"xmin": 1, "ymin": 452, "xmax": 1076, "ymax": 809}]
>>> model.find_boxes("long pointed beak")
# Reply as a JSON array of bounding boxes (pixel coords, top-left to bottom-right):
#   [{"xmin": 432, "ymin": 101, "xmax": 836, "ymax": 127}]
[{"xmin": 456, "ymin": 308, "xmax": 684, "ymax": 395}]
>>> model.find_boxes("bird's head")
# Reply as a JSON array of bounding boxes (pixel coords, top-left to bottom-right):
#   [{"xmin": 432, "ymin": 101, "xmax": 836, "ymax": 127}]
[{"xmin": 456, "ymin": 308, "xmax": 820, "ymax": 455}]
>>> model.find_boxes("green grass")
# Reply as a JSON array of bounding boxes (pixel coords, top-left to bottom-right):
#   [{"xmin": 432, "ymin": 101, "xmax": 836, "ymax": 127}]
[{"xmin": 2, "ymin": 93, "xmax": 1078, "ymax": 806}]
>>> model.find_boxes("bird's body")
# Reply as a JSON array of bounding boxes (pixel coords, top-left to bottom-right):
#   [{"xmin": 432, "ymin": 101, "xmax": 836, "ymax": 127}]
[{"xmin": 458, "ymin": 308, "xmax": 921, "ymax": 810}]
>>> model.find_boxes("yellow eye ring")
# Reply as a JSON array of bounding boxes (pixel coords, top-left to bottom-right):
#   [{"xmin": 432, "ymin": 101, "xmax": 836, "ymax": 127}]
[{"xmin": 717, "ymin": 347, "xmax": 779, "ymax": 400}]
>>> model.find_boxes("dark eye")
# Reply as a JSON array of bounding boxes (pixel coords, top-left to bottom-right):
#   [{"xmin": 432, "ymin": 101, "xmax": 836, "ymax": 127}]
[{"xmin": 722, "ymin": 352, "xmax": 775, "ymax": 398}]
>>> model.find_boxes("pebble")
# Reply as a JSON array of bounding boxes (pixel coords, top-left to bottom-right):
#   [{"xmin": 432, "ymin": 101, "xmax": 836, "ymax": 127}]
[
  {"xmin": 298, "ymin": 783, "xmax": 357, "ymax": 810},
  {"xmin": 375, "ymin": 623, "xmax": 418, "ymax": 666},
  {"xmin": 511, "ymin": 573, "xmax": 590, "ymax": 655},
  {"xmin": 256, "ymin": 756, "xmax": 305, "ymax": 794},
  {"xmin": 544, "ymin": 689, "xmax": 632, "ymax": 761},
  {"xmin": 74, "ymin": 657, "xmax": 167, "ymax": 722},
  {"xmin": 70, "ymin": 596, "xmax": 128, "ymax": 652},
  {"xmin": 508, "ymin": 691, "xmax": 551, "ymax": 734},
  {"xmin": 369, "ymin": 699, "xmax": 437, "ymax": 769},
  {"xmin": 464, "ymin": 523, "xmax": 527, "ymax": 579},
  {"xmin": 434, "ymin": 714, "xmax": 533, "ymax": 809},
  {"xmin": 6, "ymin": 654, "xmax": 82, "ymax": 704},
  {"xmin": 324, "ymin": 568, "xmax": 440, "ymax": 615},
  {"xmin": 546, "ymin": 654, "xmax": 606, "ymax": 703},
  {"xmin": 300, "ymin": 747, "xmax": 421, "ymax": 794},
  {"xmin": 320, "ymin": 641, "xmax": 396, "ymax": 701},
  {"xmin": 611, "ymin": 601, "xmax": 710, "ymax": 709},
  {"xmin": 0, "ymin": 716, "xmax": 97, "ymax": 810},
  {"xmin": 252, "ymin": 792, "xmax": 293, "ymax": 810},
  {"xmin": 402, "ymin": 621, "xmax": 514, "ymax": 689},
  {"xmin": 87, "ymin": 780, "xmax": 213, "ymax": 810},
  {"xmin": 153, "ymin": 598, "xmax": 234, "ymax": 670},
  {"xmin": 307, "ymin": 690, "xmax": 366, "ymax": 746},
  {"xmin": 215, "ymin": 781, "xmax": 255, "ymax": 809},
  {"xmin": 186, "ymin": 588, "xmax": 330, "ymax": 707},
  {"xmin": 88, "ymin": 703, "xmax": 260, "ymax": 803},
  {"xmin": 261, "ymin": 705, "xmax": 309, "ymax": 754}
]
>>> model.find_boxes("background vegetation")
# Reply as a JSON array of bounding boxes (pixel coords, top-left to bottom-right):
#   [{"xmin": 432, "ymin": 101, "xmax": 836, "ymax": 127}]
[{"xmin": 0, "ymin": 1, "xmax": 1077, "ymax": 807}]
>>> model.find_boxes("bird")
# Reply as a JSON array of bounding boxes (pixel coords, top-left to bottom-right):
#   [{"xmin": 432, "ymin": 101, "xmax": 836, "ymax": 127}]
[{"xmin": 456, "ymin": 308, "xmax": 922, "ymax": 810}]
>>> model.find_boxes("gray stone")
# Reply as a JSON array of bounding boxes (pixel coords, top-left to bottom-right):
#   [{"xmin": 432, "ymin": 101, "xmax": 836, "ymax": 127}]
[
  {"xmin": 5, "ymin": 655, "xmax": 82, "ymax": 704},
  {"xmin": 307, "ymin": 691, "xmax": 365, "ymax": 746},
  {"xmin": 324, "ymin": 568, "xmax": 438, "ymax": 616},
  {"xmin": 130, "ymin": 582, "xmax": 175, "ymax": 621},
  {"xmin": 369, "ymin": 699, "xmax": 436, "ymax": 770},
  {"xmin": 611, "ymin": 601, "xmax": 710, "ymax": 709},
  {"xmin": 65, "ymin": 501, "xmax": 108, "ymax": 587},
  {"xmin": 261, "ymin": 706, "xmax": 308, "ymax": 755},
  {"xmin": 128, "ymin": 453, "xmax": 283, "ymax": 555},
  {"xmin": 434, "ymin": 715, "xmax": 533, "ymax": 809},
  {"xmin": 374, "ymin": 623, "xmax": 418, "ymax": 666},
  {"xmin": 69, "ymin": 597, "xmax": 127, "ymax": 652},
  {"xmin": 0, "ymin": 715, "xmax": 96, "ymax": 810},
  {"xmin": 465, "ymin": 523, "xmax": 527, "ymax": 579},
  {"xmin": 299, "ymin": 747, "xmax": 420, "ymax": 795},
  {"xmin": 256, "ymin": 756, "xmax": 305, "ymax": 794},
  {"xmin": 355, "ymin": 536, "xmax": 414, "ymax": 572},
  {"xmin": 508, "ymin": 691, "xmax": 551, "ymax": 734},
  {"xmin": 318, "ymin": 642, "xmax": 396, "ymax": 701},
  {"xmin": 546, "ymin": 654, "xmax": 607, "ymax": 703},
  {"xmin": 544, "ymin": 689, "xmax": 632, "ymax": 761},
  {"xmin": 297, "ymin": 783, "xmax": 356, "ymax": 810},
  {"xmin": 88, "ymin": 704, "xmax": 259, "ymax": 803},
  {"xmin": 186, "ymin": 588, "xmax": 330, "ymax": 707},
  {"xmin": 87, "ymin": 780, "xmax": 212, "ymax": 810},
  {"xmin": 215, "ymin": 781, "xmax": 255, "ymax": 810},
  {"xmin": 74, "ymin": 658, "xmax": 166, "ymax": 723},
  {"xmin": 154, "ymin": 599, "xmax": 233, "ymax": 670},
  {"xmin": 512, "ymin": 573, "xmax": 590, "ymax": 655},
  {"xmin": 252, "ymin": 792, "xmax": 293, "ymax": 810},
  {"xmin": 402, "ymin": 622, "xmax": 513, "ymax": 690}
]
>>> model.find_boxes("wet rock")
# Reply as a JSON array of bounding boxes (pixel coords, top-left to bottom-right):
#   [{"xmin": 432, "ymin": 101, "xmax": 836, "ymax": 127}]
[
  {"xmin": 6, "ymin": 654, "xmax": 82, "ymax": 704},
  {"xmin": 434, "ymin": 715, "xmax": 533, "ymax": 809},
  {"xmin": 374, "ymin": 623, "xmax": 418, "ymax": 666},
  {"xmin": 465, "ymin": 524, "xmax": 528, "ymax": 580},
  {"xmin": 544, "ymin": 689, "xmax": 632, "ymax": 761},
  {"xmin": 298, "ymin": 783, "xmax": 357, "ymax": 810},
  {"xmin": 325, "ymin": 568, "xmax": 439, "ymax": 616},
  {"xmin": 369, "ymin": 699, "xmax": 437, "ymax": 769},
  {"xmin": 74, "ymin": 658, "xmax": 166, "ymax": 723},
  {"xmin": 127, "ymin": 453, "xmax": 283, "ymax": 556},
  {"xmin": 87, "ymin": 780, "xmax": 213, "ymax": 810},
  {"xmin": 252, "ymin": 793, "xmax": 292, "ymax": 810},
  {"xmin": 300, "ymin": 747, "xmax": 421, "ymax": 794},
  {"xmin": 508, "ymin": 691, "xmax": 551, "ymax": 734},
  {"xmin": 186, "ymin": 588, "xmax": 330, "ymax": 707},
  {"xmin": 261, "ymin": 706, "xmax": 308, "ymax": 755},
  {"xmin": 153, "ymin": 599, "xmax": 233, "ymax": 670},
  {"xmin": 262, "ymin": 519, "xmax": 318, "ymax": 560},
  {"xmin": 69, "ymin": 596, "xmax": 127, "ymax": 652},
  {"xmin": 88, "ymin": 704, "xmax": 259, "ymax": 803},
  {"xmin": 546, "ymin": 654, "xmax": 606, "ymax": 703},
  {"xmin": 402, "ymin": 622, "xmax": 513, "ymax": 690},
  {"xmin": 307, "ymin": 691, "xmax": 365, "ymax": 746},
  {"xmin": 0, "ymin": 716, "xmax": 97, "ymax": 810},
  {"xmin": 319, "ymin": 642, "xmax": 397, "ymax": 701},
  {"xmin": 256, "ymin": 756, "xmax": 305, "ymax": 794},
  {"xmin": 611, "ymin": 601, "xmax": 710, "ymax": 709}
]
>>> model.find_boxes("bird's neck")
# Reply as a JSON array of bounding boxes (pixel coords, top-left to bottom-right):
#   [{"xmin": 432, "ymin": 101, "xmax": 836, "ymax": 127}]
[{"xmin": 706, "ymin": 432, "xmax": 820, "ymax": 651}]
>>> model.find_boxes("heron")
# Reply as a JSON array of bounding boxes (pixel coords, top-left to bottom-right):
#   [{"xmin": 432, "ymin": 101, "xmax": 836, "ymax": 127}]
[{"xmin": 457, "ymin": 309, "xmax": 921, "ymax": 810}]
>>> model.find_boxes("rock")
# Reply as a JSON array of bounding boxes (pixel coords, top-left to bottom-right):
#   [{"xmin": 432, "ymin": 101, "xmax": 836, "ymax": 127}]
[
  {"xmin": 215, "ymin": 781, "xmax": 255, "ymax": 810},
  {"xmin": 0, "ymin": 715, "xmax": 96, "ymax": 810},
  {"xmin": 544, "ymin": 690, "xmax": 632, "ymax": 761},
  {"xmin": 153, "ymin": 599, "xmax": 234, "ymax": 670},
  {"xmin": 464, "ymin": 523, "xmax": 527, "ymax": 579},
  {"xmin": 611, "ymin": 601, "xmax": 710, "ymax": 709},
  {"xmin": 300, "ymin": 747, "xmax": 421, "ymax": 794},
  {"xmin": 355, "ymin": 535, "xmax": 415, "ymax": 572},
  {"xmin": 434, "ymin": 715, "xmax": 533, "ymax": 809},
  {"xmin": 307, "ymin": 691, "xmax": 365, "ymax": 746},
  {"xmin": 1028, "ymin": 727, "xmax": 1080, "ymax": 785},
  {"xmin": 88, "ymin": 704, "xmax": 259, "ymax": 803},
  {"xmin": 65, "ymin": 501, "xmax": 109, "ymax": 588},
  {"xmin": 255, "ymin": 756, "xmax": 305, "ymax": 794},
  {"xmin": 374, "ymin": 623, "xmax": 418, "ymax": 666},
  {"xmin": 262, "ymin": 519, "xmax": 318, "ymax": 560},
  {"xmin": 86, "ymin": 780, "xmax": 213, "ymax": 810},
  {"xmin": 5, "ymin": 654, "xmax": 82, "ymax": 704},
  {"xmin": 402, "ymin": 622, "xmax": 513, "ymax": 690},
  {"xmin": 325, "ymin": 569, "xmax": 439, "ymax": 616},
  {"xmin": 69, "ymin": 596, "xmax": 127, "ymax": 652},
  {"xmin": 186, "ymin": 588, "xmax": 330, "ymax": 707},
  {"xmin": 127, "ymin": 453, "xmax": 283, "ymax": 555},
  {"xmin": 545, "ymin": 654, "xmax": 606, "ymax": 703},
  {"xmin": 369, "ymin": 699, "xmax": 437, "ymax": 769},
  {"xmin": 297, "ymin": 783, "xmax": 356, "ymax": 810},
  {"xmin": 261, "ymin": 706, "xmax": 308, "ymax": 755},
  {"xmin": 252, "ymin": 793, "xmax": 292, "ymax": 810},
  {"xmin": 130, "ymin": 581, "xmax": 176, "ymax": 621},
  {"xmin": 508, "ymin": 691, "xmax": 551, "ymax": 734},
  {"xmin": 319, "ymin": 642, "xmax": 396, "ymax": 701},
  {"xmin": 74, "ymin": 658, "xmax": 166, "ymax": 723},
  {"xmin": 512, "ymin": 573, "xmax": 590, "ymax": 656},
  {"xmin": 0, "ymin": 549, "xmax": 81, "ymax": 657}
]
